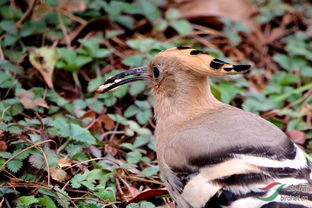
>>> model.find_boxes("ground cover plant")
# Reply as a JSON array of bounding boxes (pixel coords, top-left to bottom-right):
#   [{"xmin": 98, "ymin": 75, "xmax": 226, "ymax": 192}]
[{"xmin": 0, "ymin": 0, "xmax": 311, "ymax": 207}]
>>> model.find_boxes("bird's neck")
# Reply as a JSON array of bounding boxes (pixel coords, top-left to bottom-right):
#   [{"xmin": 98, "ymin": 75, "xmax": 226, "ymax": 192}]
[{"xmin": 153, "ymin": 77, "xmax": 225, "ymax": 146}]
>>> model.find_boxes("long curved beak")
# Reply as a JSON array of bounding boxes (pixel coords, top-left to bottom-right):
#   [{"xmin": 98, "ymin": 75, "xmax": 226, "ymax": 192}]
[{"xmin": 95, "ymin": 66, "xmax": 148, "ymax": 93}]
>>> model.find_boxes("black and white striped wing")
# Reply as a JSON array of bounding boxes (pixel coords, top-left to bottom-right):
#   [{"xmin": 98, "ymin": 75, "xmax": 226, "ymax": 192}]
[{"xmin": 161, "ymin": 106, "xmax": 312, "ymax": 208}]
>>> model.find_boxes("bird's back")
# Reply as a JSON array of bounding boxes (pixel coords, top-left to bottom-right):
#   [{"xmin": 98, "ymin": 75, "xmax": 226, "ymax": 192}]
[{"xmin": 158, "ymin": 105, "xmax": 312, "ymax": 208}]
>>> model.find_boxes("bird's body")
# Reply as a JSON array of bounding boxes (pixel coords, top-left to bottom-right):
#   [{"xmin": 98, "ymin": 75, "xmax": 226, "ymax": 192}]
[
  {"xmin": 157, "ymin": 105, "xmax": 312, "ymax": 208},
  {"xmin": 97, "ymin": 47, "xmax": 312, "ymax": 208}
]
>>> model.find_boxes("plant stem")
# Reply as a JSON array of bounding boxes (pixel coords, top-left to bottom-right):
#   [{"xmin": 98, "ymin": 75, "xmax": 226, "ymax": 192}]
[
  {"xmin": 57, "ymin": 138, "xmax": 72, "ymax": 154},
  {"xmin": 273, "ymin": 82, "xmax": 312, "ymax": 103},
  {"xmin": 72, "ymin": 71, "xmax": 81, "ymax": 90}
]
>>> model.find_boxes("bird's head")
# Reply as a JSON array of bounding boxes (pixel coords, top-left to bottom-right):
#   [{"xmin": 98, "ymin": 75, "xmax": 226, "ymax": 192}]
[
  {"xmin": 96, "ymin": 47, "xmax": 251, "ymax": 144},
  {"xmin": 97, "ymin": 46, "xmax": 250, "ymax": 99}
]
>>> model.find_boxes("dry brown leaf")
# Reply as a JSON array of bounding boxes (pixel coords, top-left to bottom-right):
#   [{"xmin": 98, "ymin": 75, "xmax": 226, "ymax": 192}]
[
  {"xmin": 57, "ymin": 0, "xmax": 86, "ymax": 12},
  {"xmin": 89, "ymin": 145, "xmax": 102, "ymax": 158},
  {"xmin": 33, "ymin": 98, "xmax": 49, "ymax": 109},
  {"xmin": 50, "ymin": 167, "xmax": 67, "ymax": 182},
  {"xmin": 31, "ymin": 4, "xmax": 51, "ymax": 21},
  {"xmin": 58, "ymin": 158, "xmax": 71, "ymax": 168},
  {"xmin": 29, "ymin": 47, "xmax": 57, "ymax": 89},
  {"xmin": 175, "ymin": 0, "xmax": 258, "ymax": 31},
  {"xmin": 287, "ymin": 130, "xmax": 306, "ymax": 145},
  {"xmin": 17, "ymin": 90, "xmax": 49, "ymax": 109},
  {"xmin": 0, "ymin": 141, "xmax": 7, "ymax": 151},
  {"xmin": 99, "ymin": 114, "xmax": 115, "ymax": 130}
]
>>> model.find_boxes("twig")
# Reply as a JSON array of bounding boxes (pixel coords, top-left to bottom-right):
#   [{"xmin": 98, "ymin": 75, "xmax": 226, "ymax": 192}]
[
  {"xmin": 61, "ymin": 11, "xmax": 87, "ymax": 25},
  {"xmin": 0, "ymin": 106, "xmax": 11, "ymax": 123},
  {"xmin": 25, "ymin": 139, "xmax": 51, "ymax": 185},
  {"xmin": 0, "ymin": 43, "xmax": 4, "ymax": 59},
  {"xmin": 0, "ymin": 140, "xmax": 55, "ymax": 171},
  {"xmin": 64, "ymin": 157, "xmax": 116, "ymax": 170},
  {"xmin": 57, "ymin": 12, "xmax": 71, "ymax": 48}
]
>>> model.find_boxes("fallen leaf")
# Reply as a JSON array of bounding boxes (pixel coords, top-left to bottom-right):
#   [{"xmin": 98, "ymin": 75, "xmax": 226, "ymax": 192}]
[
  {"xmin": 89, "ymin": 145, "xmax": 102, "ymax": 158},
  {"xmin": 287, "ymin": 130, "xmax": 306, "ymax": 145},
  {"xmin": 28, "ymin": 154, "xmax": 44, "ymax": 169},
  {"xmin": 127, "ymin": 189, "xmax": 169, "ymax": 204},
  {"xmin": 17, "ymin": 90, "xmax": 49, "ymax": 109},
  {"xmin": 99, "ymin": 114, "xmax": 115, "ymax": 130},
  {"xmin": 50, "ymin": 167, "xmax": 67, "ymax": 182},
  {"xmin": 0, "ymin": 141, "xmax": 7, "ymax": 151},
  {"xmin": 33, "ymin": 98, "xmax": 49, "ymax": 109},
  {"xmin": 58, "ymin": 158, "xmax": 71, "ymax": 168},
  {"xmin": 80, "ymin": 111, "xmax": 115, "ymax": 132},
  {"xmin": 29, "ymin": 47, "xmax": 57, "ymax": 89},
  {"xmin": 31, "ymin": 4, "xmax": 51, "ymax": 21},
  {"xmin": 175, "ymin": 0, "xmax": 258, "ymax": 31},
  {"xmin": 57, "ymin": 0, "xmax": 86, "ymax": 12}
]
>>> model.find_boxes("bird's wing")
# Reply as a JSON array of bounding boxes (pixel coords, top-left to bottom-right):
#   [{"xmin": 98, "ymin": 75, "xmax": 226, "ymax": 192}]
[{"xmin": 161, "ymin": 106, "xmax": 312, "ymax": 208}]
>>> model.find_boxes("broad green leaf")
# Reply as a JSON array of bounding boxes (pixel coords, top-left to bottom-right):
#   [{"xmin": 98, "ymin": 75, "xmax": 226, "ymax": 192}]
[
  {"xmin": 97, "ymin": 187, "xmax": 116, "ymax": 202},
  {"xmin": 7, "ymin": 159, "xmax": 23, "ymax": 173},
  {"xmin": 127, "ymin": 151, "xmax": 142, "ymax": 164},
  {"xmin": 140, "ymin": 202, "xmax": 156, "ymax": 208},
  {"xmin": 126, "ymin": 203, "xmax": 140, "ymax": 208},
  {"xmin": 53, "ymin": 119, "xmax": 96, "ymax": 144},
  {"xmin": 137, "ymin": 0, "xmax": 161, "ymax": 22},
  {"xmin": 70, "ymin": 123, "xmax": 96, "ymax": 144},
  {"xmin": 141, "ymin": 166, "xmax": 159, "ymax": 177},
  {"xmin": 170, "ymin": 20, "xmax": 193, "ymax": 35},
  {"xmin": 17, "ymin": 196, "xmax": 38, "ymax": 207},
  {"xmin": 0, "ymin": 188, "xmax": 17, "ymax": 197},
  {"xmin": 122, "ymin": 54, "xmax": 148, "ymax": 66},
  {"xmin": 166, "ymin": 9, "xmax": 180, "ymax": 20},
  {"xmin": 273, "ymin": 54, "xmax": 291, "ymax": 70},
  {"xmin": 124, "ymin": 105, "xmax": 139, "ymax": 118},
  {"xmin": 38, "ymin": 195, "xmax": 57, "ymax": 208}
]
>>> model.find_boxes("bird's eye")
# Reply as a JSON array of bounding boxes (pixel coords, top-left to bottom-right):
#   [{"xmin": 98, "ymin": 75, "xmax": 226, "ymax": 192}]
[{"xmin": 153, "ymin": 66, "xmax": 160, "ymax": 78}]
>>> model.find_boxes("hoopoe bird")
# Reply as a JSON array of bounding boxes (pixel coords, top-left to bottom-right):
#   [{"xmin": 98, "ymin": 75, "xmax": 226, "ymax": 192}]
[{"xmin": 96, "ymin": 47, "xmax": 312, "ymax": 208}]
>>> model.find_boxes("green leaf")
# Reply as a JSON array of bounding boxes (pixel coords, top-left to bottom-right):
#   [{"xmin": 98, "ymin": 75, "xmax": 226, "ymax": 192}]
[
  {"xmin": 127, "ymin": 151, "xmax": 142, "ymax": 164},
  {"xmin": 71, "ymin": 172, "xmax": 88, "ymax": 188},
  {"xmin": 0, "ymin": 188, "xmax": 17, "ymax": 197},
  {"xmin": 0, "ymin": 151, "xmax": 11, "ymax": 158},
  {"xmin": 115, "ymin": 15, "xmax": 135, "ymax": 29},
  {"xmin": 14, "ymin": 149, "xmax": 31, "ymax": 160},
  {"xmin": 97, "ymin": 187, "xmax": 116, "ymax": 202},
  {"xmin": 0, "ymin": 59, "xmax": 23, "ymax": 75},
  {"xmin": 133, "ymin": 135, "xmax": 150, "ymax": 148},
  {"xmin": 53, "ymin": 119, "xmax": 71, "ymax": 137},
  {"xmin": 279, "ymin": 74, "xmax": 299, "ymax": 85},
  {"xmin": 17, "ymin": 196, "xmax": 38, "ymax": 206},
  {"xmin": 124, "ymin": 105, "xmax": 139, "ymax": 118},
  {"xmin": 287, "ymin": 118, "xmax": 309, "ymax": 131},
  {"xmin": 136, "ymin": 109, "xmax": 152, "ymax": 124},
  {"xmin": 126, "ymin": 203, "xmax": 140, "ymax": 208},
  {"xmin": 7, "ymin": 159, "xmax": 23, "ymax": 173},
  {"xmin": 273, "ymin": 54, "xmax": 291, "ymax": 70},
  {"xmin": 218, "ymin": 82, "xmax": 244, "ymax": 104},
  {"xmin": 122, "ymin": 54, "xmax": 148, "ymax": 66},
  {"xmin": 166, "ymin": 9, "xmax": 180, "ymax": 20},
  {"xmin": 137, "ymin": 0, "xmax": 161, "ymax": 22},
  {"xmin": 301, "ymin": 66, "xmax": 312, "ymax": 77},
  {"xmin": 170, "ymin": 20, "xmax": 193, "ymax": 34},
  {"xmin": 70, "ymin": 123, "xmax": 96, "ymax": 144},
  {"xmin": 53, "ymin": 119, "xmax": 96, "ymax": 144},
  {"xmin": 141, "ymin": 166, "xmax": 159, "ymax": 177},
  {"xmin": 129, "ymin": 82, "xmax": 147, "ymax": 96},
  {"xmin": 140, "ymin": 202, "xmax": 156, "ymax": 208},
  {"xmin": 88, "ymin": 77, "xmax": 105, "ymax": 92},
  {"xmin": 38, "ymin": 195, "xmax": 57, "ymax": 208}
]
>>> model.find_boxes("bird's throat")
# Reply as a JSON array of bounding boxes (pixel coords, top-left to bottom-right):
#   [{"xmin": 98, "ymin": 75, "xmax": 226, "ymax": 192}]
[{"xmin": 153, "ymin": 78, "xmax": 224, "ymax": 146}]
